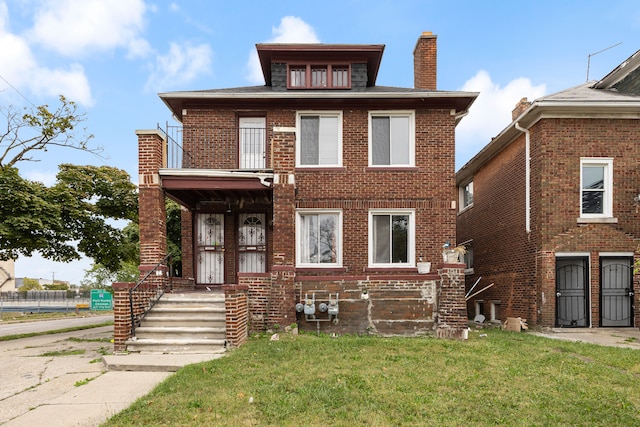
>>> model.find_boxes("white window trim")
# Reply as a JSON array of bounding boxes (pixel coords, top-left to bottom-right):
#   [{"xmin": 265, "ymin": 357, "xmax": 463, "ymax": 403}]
[
  {"xmin": 295, "ymin": 209, "xmax": 343, "ymax": 268},
  {"xmin": 459, "ymin": 180, "xmax": 474, "ymax": 212},
  {"xmin": 368, "ymin": 110, "xmax": 415, "ymax": 167},
  {"xmin": 368, "ymin": 209, "xmax": 415, "ymax": 268},
  {"xmin": 579, "ymin": 157, "xmax": 613, "ymax": 219},
  {"xmin": 295, "ymin": 111, "xmax": 343, "ymax": 167}
]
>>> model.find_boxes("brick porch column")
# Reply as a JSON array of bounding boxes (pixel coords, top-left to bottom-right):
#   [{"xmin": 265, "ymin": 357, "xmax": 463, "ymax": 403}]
[
  {"xmin": 269, "ymin": 127, "xmax": 297, "ymax": 327},
  {"xmin": 436, "ymin": 263, "xmax": 468, "ymax": 339},
  {"xmin": 136, "ymin": 130, "xmax": 168, "ymax": 275}
]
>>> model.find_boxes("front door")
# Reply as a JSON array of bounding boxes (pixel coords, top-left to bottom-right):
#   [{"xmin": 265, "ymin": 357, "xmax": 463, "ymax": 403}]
[
  {"xmin": 600, "ymin": 257, "xmax": 634, "ymax": 327},
  {"xmin": 239, "ymin": 117, "xmax": 266, "ymax": 169},
  {"xmin": 196, "ymin": 213, "xmax": 225, "ymax": 285},
  {"xmin": 556, "ymin": 257, "xmax": 589, "ymax": 327},
  {"xmin": 238, "ymin": 213, "xmax": 266, "ymax": 273}
]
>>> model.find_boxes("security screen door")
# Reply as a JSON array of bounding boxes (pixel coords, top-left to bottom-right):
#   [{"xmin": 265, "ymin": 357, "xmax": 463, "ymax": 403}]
[
  {"xmin": 238, "ymin": 213, "xmax": 266, "ymax": 273},
  {"xmin": 555, "ymin": 257, "xmax": 589, "ymax": 327},
  {"xmin": 196, "ymin": 213, "xmax": 224, "ymax": 285},
  {"xmin": 600, "ymin": 257, "xmax": 634, "ymax": 327}
]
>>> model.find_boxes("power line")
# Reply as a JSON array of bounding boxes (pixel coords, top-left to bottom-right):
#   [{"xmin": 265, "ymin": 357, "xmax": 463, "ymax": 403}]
[{"xmin": 0, "ymin": 72, "xmax": 36, "ymax": 106}]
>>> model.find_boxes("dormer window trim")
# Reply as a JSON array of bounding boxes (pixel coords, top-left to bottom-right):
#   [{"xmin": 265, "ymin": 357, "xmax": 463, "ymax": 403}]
[{"xmin": 287, "ymin": 63, "xmax": 351, "ymax": 89}]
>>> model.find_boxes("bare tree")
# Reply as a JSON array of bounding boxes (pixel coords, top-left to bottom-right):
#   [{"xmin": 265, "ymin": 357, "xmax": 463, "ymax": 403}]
[{"xmin": 0, "ymin": 95, "xmax": 101, "ymax": 168}]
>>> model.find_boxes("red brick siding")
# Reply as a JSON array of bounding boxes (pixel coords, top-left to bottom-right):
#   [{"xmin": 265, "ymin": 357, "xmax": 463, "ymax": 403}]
[
  {"xmin": 413, "ymin": 34, "xmax": 437, "ymax": 90},
  {"xmin": 296, "ymin": 108, "xmax": 457, "ymax": 272},
  {"xmin": 224, "ymin": 284, "xmax": 249, "ymax": 348},
  {"xmin": 457, "ymin": 133, "xmax": 537, "ymax": 323},
  {"xmin": 152, "ymin": 104, "xmax": 464, "ymax": 337},
  {"xmin": 534, "ymin": 118, "xmax": 640, "ymax": 327},
  {"xmin": 180, "ymin": 208, "xmax": 194, "ymax": 279},
  {"xmin": 458, "ymin": 117, "xmax": 640, "ymax": 327}
]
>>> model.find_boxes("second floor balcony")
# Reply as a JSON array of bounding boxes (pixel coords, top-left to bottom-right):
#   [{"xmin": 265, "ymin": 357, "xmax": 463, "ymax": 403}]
[{"xmin": 161, "ymin": 122, "xmax": 273, "ymax": 171}]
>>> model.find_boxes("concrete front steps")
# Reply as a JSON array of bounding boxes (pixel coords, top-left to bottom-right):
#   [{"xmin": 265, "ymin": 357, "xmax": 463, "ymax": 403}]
[{"xmin": 126, "ymin": 292, "xmax": 227, "ymax": 354}]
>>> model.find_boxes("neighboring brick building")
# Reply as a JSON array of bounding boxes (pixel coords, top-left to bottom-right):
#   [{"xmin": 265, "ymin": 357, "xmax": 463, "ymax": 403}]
[
  {"xmin": 457, "ymin": 49, "xmax": 640, "ymax": 328},
  {"xmin": 118, "ymin": 33, "xmax": 477, "ymax": 349}
]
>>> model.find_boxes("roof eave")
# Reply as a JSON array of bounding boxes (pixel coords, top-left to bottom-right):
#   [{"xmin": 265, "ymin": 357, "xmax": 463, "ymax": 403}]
[
  {"xmin": 456, "ymin": 100, "xmax": 640, "ymax": 184},
  {"xmin": 160, "ymin": 90, "xmax": 479, "ymax": 122}
]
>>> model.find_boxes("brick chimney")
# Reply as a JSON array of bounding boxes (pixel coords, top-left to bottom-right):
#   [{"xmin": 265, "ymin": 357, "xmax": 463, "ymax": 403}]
[
  {"xmin": 414, "ymin": 32, "xmax": 437, "ymax": 90},
  {"xmin": 512, "ymin": 97, "xmax": 532, "ymax": 120}
]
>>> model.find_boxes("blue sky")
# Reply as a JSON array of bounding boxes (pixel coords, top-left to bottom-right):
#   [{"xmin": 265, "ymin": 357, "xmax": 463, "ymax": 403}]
[{"xmin": 1, "ymin": 0, "xmax": 639, "ymax": 285}]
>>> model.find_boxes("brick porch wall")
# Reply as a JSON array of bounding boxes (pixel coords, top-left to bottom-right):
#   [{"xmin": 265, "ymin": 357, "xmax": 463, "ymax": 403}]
[
  {"xmin": 239, "ymin": 266, "xmax": 467, "ymax": 339},
  {"xmin": 112, "ymin": 281, "xmax": 160, "ymax": 352},
  {"xmin": 223, "ymin": 284, "xmax": 249, "ymax": 348}
]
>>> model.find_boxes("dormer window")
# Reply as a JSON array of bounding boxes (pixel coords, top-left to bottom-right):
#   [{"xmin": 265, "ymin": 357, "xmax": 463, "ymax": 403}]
[{"xmin": 288, "ymin": 64, "xmax": 351, "ymax": 89}]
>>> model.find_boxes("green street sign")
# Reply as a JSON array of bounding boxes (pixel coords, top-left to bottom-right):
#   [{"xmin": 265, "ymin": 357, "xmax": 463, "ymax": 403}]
[{"xmin": 90, "ymin": 289, "xmax": 113, "ymax": 310}]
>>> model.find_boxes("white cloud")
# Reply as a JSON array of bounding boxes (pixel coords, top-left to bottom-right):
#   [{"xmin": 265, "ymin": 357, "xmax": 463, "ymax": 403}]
[
  {"xmin": 270, "ymin": 16, "xmax": 320, "ymax": 44},
  {"xmin": 28, "ymin": 0, "xmax": 148, "ymax": 58},
  {"xmin": 455, "ymin": 70, "xmax": 546, "ymax": 168},
  {"xmin": 246, "ymin": 16, "xmax": 320, "ymax": 84},
  {"xmin": 31, "ymin": 63, "xmax": 93, "ymax": 106},
  {"xmin": 0, "ymin": 19, "xmax": 94, "ymax": 106},
  {"xmin": 145, "ymin": 41, "xmax": 212, "ymax": 92}
]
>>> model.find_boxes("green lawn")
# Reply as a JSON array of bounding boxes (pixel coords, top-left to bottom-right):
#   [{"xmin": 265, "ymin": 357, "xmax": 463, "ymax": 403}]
[{"xmin": 105, "ymin": 329, "xmax": 640, "ymax": 426}]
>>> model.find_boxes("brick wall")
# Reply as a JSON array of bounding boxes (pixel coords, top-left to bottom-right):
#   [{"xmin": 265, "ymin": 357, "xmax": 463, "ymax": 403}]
[
  {"xmin": 112, "ymin": 281, "xmax": 159, "ymax": 352},
  {"xmin": 137, "ymin": 130, "xmax": 168, "ymax": 269},
  {"xmin": 223, "ymin": 284, "xmax": 249, "ymax": 348},
  {"xmin": 457, "ymin": 134, "xmax": 537, "ymax": 323},
  {"xmin": 413, "ymin": 33, "xmax": 437, "ymax": 90},
  {"xmin": 180, "ymin": 207, "xmax": 194, "ymax": 279},
  {"xmin": 171, "ymin": 101, "xmax": 463, "ymax": 336},
  {"xmin": 435, "ymin": 265, "xmax": 468, "ymax": 339},
  {"xmin": 458, "ymin": 117, "xmax": 640, "ymax": 327},
  {"xmin": 294, "ymin": 273, "xmax": 440, "ymax": 335}
]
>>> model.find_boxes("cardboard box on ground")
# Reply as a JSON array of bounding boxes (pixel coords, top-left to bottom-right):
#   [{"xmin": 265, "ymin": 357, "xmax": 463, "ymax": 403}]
[{"xmin": 503, "ymin": 317, "xmax": 528, "ymax": 332}]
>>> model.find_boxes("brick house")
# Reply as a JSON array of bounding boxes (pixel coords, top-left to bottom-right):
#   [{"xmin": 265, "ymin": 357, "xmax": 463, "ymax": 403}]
[
  {"xmin": 114, "ymin": 33, "xmax": 477, "ymax": 351},
  {"xmin": 456, "ymin": 49, "xmax": 640, "ymax": 328}
]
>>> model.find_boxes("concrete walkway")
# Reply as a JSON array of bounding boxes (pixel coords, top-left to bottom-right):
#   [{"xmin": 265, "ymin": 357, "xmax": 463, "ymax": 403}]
[
  {"xmin": 532, "ymin": 327, "xmax": 640, "ymax": 349},
  {"xmin": 0, "ymin": 321, "xmax": 224, "ymax": 427}
]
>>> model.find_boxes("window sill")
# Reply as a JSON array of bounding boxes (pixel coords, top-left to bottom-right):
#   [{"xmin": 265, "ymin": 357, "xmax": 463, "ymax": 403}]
[
  {"xmin": 464, "ymin": 268, "xmax": 474, "ymax": 275},
  {"xmin": 295, "ymin": 166, "xmax": 345, "ymax": 171},
  {"xmin": 366, "ymin": 166, "xmax": 418, "ymax": 172},
  {"xmin": 576, "ymin": 217, "xmax": 618, "ymax": 224},
  {"xmin": 364, "ymin": 267, "xmax": 417, "ymax": 272},
  {"xmin": 458, "ymin": 204, "xmax": 473, "ymax": 215},
  {"xmin": 296, "ymin": 267, "xmax": 346, "ymax": 273}
]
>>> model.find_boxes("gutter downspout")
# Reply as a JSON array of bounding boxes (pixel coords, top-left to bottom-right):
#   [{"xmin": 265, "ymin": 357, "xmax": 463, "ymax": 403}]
[{"xmin": 515, "ymin": 122, "xmax": 531, "ymax": 234}]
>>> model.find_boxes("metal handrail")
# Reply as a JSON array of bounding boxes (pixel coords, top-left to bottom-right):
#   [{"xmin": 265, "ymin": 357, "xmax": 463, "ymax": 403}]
[
  {"xmin": 129, "ymin": 254, "xmax": 172, "ymax": 338},
  {"xmin": 159, "ymin": 122, "xmax": 271, "ymax": 170}
]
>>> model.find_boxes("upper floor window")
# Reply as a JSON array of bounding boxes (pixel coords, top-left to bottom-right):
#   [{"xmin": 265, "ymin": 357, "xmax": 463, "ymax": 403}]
[
  {"xmin": 290, "ymin": 66, "xmax": 306, "ymax": 87},
  {"xmin": 369, "ymin": 111, "xmax": 415, "ymax": 167},
  {"xmin": 460, "ymin": 180, "xmax": 474, "ymax": 210},
  {"xmin": 580, "ymin": 158, "xmax": 613, "ymax": 218},
  {"xmin": 296, "ymin": 210, "xmax": 342, "ymax": 267},
  {"xmin": 297, "ymin": 111, "xmax": 342, "ymax": 167},
  {"xmin": 368, "ymin": 209, "xmax": 415, "ymax": 268},
  {"xmin": 288, "ymin": 64, "xmax": 350, "ymax": 89}
]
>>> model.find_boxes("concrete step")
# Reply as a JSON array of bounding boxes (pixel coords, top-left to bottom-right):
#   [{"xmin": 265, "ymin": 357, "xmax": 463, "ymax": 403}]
[
  {"xmin": 142, "ymin": 315, "xmax": 226, "ymax": 328},
  {"xmin": 103, "ymin": 353, "xmax": 226, "ymax": 372},
  {"xmin": 135, "ymin": 326, "xmax": 226, "ymax": 340},
  {"xmin": 125, "ymin": 338, "xmax": 226, "ymax": 354},
  {"xmin": 163, "ymin": 292, "xmax": 225, "ymax": 302},
  {"xmin": 149, "ymin": 306, "xmax": 226, "ymax": 315}
]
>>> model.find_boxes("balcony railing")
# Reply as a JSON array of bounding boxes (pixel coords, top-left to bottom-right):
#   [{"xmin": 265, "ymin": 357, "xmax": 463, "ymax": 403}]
[{"xmin": 159, "ymin": 123, "xmax": 269, "ymax": 170}]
